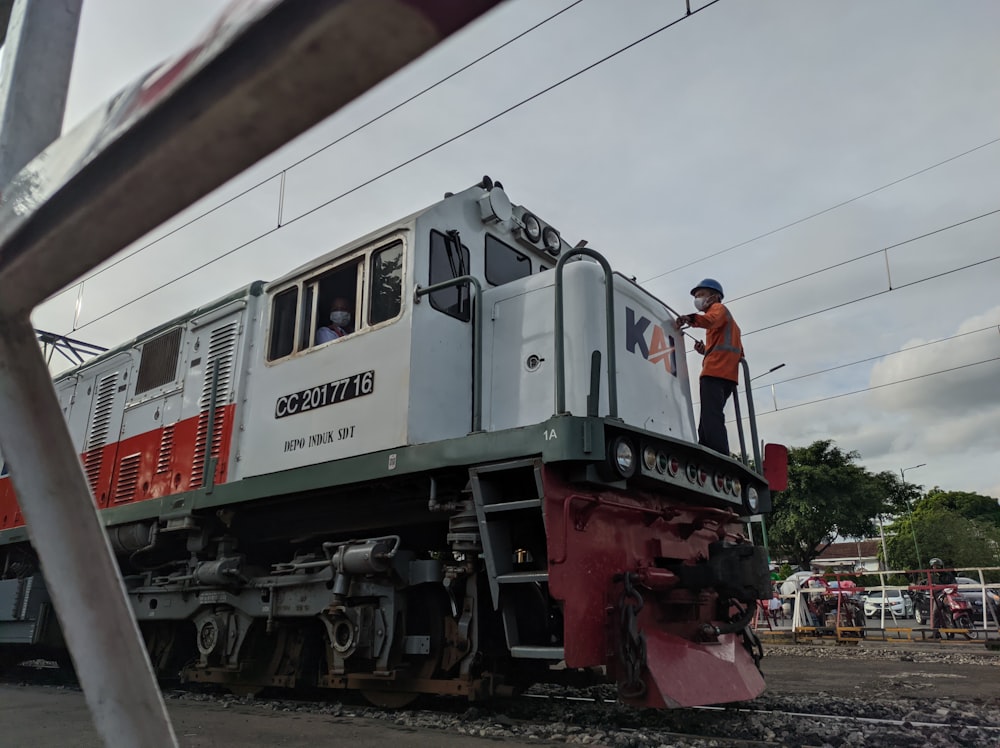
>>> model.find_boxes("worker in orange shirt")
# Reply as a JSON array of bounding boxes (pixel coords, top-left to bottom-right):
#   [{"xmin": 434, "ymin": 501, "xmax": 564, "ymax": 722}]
[{"xmin": 675, "ymin": 279, "xmax": 743, "ymax": 455}]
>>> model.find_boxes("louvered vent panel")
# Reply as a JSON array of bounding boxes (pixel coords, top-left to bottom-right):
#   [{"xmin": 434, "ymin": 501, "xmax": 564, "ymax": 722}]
[
  {"xmin": 135, "ymin": 328, "xmax": 182, "ymax": 394},
  {"xmin": 113, "ymin": 453, "xmax": 141, "ymax": 503},
  {"xmin": 156, "ymin": 424, "xmax": 175, "ymax": 474},
  {"xmin": 191, "ymin": 322, "xmax": 238, "ymax": 488},
  {"xmin": 83, "ymin": 373, "xmax": 118, "ymax": 492}
]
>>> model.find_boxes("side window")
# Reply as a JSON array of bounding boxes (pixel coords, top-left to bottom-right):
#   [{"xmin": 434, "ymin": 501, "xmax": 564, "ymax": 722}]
[
  {"xmin": 298, "ymin": 283, "xmax": 315, "ymax": 350},
  {"xmin": 484, "ymin": 235, "xmax": 531, "ymax": 286},
  {"xmin": 312, "ymin": 258, "xmax": 361, "ymax": 346},
  {"xmin": 429, "ymin": 230, "xmax": 470, "ymax": 322},
  {"xmin": 268, "ymin": 286, "xmax": 298, "ymax": 360},
  {"xmin": 369, "ymin": 242, "xmax": 403, "ymax": 325}
]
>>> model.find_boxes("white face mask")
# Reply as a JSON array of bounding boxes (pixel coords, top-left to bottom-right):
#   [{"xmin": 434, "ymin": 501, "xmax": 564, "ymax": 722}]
[
  {"xmin": 694, "ymin": 296, "xmax": 710, "ymax": 312},
  {"xmin": 330, "ymin": 310, "xmax": 351, "ymax": 327}
]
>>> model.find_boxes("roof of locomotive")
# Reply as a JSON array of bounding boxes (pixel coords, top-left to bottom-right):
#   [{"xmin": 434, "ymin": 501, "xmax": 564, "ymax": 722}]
[
  {"xmin": 52, "ymin": 281, "xmax": 264, "ymax": 383},
  {"xmin": 264, "ymin": 185, "xmax": 483, "ymax": 290}
]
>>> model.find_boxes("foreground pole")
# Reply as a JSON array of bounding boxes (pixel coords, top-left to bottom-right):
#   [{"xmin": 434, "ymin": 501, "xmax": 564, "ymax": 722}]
[{"xmin": 0, "ymin": 314, "xmax": 178, "ymax": 746}]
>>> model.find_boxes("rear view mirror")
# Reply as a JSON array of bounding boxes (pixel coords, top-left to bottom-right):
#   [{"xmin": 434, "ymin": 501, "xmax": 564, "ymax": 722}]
[{"xmin": 763, "ymin": 443, "xmax": 789, "ymax": 491}]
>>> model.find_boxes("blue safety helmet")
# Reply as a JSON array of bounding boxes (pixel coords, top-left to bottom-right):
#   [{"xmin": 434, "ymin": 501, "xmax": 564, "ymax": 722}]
[{"xmin": 690, "ymin": 278, "xmax": 724, "ymax": 300}]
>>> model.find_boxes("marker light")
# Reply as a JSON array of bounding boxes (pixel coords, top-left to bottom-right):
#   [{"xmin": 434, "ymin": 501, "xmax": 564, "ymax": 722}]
[
  {"xmin": 714, "ymin": 473, "xmax": 726, "ymax": 492},
  {"xmin": 643, "ymin": 446, "xmax": 657, "ymax": 471},
  {"xmin": 731, "ymin": 478, "xmax": 742, "ymax": 497},
  {"xmin": 697, "ymin": 468, "xmax": 709, "ymax": 487},
  {"xmin": 685, "ymin": 464, "xmax": 698, "ymax": 483},
  {"xmin": 655, "ymin": 451, "xmax": 669, "ymax": 474},
  {"xmin": 666, "ymin": 455, "xmax": 681, "ymax": 476}
]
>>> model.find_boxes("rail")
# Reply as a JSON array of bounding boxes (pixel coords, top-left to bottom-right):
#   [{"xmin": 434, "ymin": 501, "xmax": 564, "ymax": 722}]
[
  {"xmin": 414, "ymin": 275, "xmax": 484, "ymax": 432},
  {"xmin": 553, "ymin": 249, "xmax": 618, "ymax": 418}
]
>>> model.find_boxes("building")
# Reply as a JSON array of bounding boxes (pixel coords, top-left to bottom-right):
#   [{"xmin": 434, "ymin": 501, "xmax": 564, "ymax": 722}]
[{"xmin": 811, "ymin": 539, "xmax": 881, "ymax": 572}]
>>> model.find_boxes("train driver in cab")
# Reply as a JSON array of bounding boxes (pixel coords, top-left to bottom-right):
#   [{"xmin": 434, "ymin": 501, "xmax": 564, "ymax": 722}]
[{"xmin": 316, "ymin": 297, "xmax": 354, "ymax": 344}]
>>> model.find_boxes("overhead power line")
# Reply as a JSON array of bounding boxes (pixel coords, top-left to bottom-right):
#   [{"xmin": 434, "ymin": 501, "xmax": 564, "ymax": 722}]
[
  {"xmin": 750, "ymin": 356, "xmax": 1000, "ymax": 418},
  {"xmin": 743, "ymin": 252, "xmax": 1000, "ymax": 338},
  {"xmin": 693, "ymin": 323, "xmax": 999, "ymax": 409},
  {"xmin": 68, "ymin": 0, "xmax": 588, "ymax": 289},
  {"xmin": 726, "ymin": 207, "xmax": 1000, "ymax": 306},
  {"xmin": 642, "ymin": 134, "xmax": 1000, "ymax": 283},
  {"xmin": 748, "ymin": 323, "xmax": 999, "ymax": 392},
  {"xmin": 64, "ymin": 0, "xmax": 722, "ymax": 335}
]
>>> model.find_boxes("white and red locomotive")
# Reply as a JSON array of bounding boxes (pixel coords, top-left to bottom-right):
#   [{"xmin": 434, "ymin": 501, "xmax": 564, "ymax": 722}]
[{"xmin": 0, "ymin": 178, "xmax": 777, "ymax": 707}]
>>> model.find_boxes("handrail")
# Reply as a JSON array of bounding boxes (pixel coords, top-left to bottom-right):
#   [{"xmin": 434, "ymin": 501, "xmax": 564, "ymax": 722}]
[
  {"xmin": 740, "ymin": 359, "xmax": 762, "ymax": 470},
  {"xmin": 729, "ymin": 359, "xmax": 762, "ymax": 469},
  {"xmin": 414, "ymin": 276, "xmax": 483, "ymax": 432},
  {"xmin": 553, "ymin": 249, "xmax": 618, "ymax": 417}
]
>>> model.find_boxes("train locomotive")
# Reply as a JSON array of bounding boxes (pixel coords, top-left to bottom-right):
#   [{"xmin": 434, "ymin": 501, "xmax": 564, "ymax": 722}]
[{"xmin": 0, "ymin": 177, "xmax": 778, "ymax": 708}]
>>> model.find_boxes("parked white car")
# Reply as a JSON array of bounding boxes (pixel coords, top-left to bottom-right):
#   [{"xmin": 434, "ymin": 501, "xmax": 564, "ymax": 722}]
[{"xmin": 864, "ymin": 589, "xmax": 914, "ymax": 619}]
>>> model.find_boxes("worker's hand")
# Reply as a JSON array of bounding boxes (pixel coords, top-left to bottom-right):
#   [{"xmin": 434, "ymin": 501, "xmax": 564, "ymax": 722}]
[
  {"xmin": 694, "ymin": 340, "xmax": 706, "ymax": 355},
  {"xmin": 675, "ymin": 314, "xmax": 692, "ymax": 328}
]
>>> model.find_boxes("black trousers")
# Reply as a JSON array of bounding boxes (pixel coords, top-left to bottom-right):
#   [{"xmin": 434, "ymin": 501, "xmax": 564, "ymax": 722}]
[{"xmin": 699, "ymin": 376, "xmax": 737, "ymax": 455}]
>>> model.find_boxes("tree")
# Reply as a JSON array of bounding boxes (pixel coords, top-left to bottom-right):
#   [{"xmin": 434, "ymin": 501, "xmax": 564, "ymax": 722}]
[
  {"xmin": 767, "ymin": 440, "xmax": 890, "ymax": 568},
  {"xmin": 920, "ymin": 489, "xmax": 1000, "ymax": 527},
  {"xmin": 884, "ymin": 489, "xmax": 1000, "ymax": 571}
]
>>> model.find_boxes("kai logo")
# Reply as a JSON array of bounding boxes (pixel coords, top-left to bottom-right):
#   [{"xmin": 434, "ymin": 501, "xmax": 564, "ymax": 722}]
[{"xmin": 625, "ymin": 307, "xmax": 677, "ymax": 376}]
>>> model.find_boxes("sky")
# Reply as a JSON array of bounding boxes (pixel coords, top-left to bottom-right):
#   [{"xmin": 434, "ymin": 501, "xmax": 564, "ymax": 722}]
[{"xmin": 21, "ymin": 0, "xmax": 1000, "ymax": 497}]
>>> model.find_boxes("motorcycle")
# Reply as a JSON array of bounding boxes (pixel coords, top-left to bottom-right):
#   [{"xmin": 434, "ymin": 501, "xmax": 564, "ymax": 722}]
[
  {"xmin": 802, "ymin": 577, "xmax": 866, "ymax": 635},
  {"xmin": 915, "ymin": 587, "xmax": 977, "ymax": 639}
]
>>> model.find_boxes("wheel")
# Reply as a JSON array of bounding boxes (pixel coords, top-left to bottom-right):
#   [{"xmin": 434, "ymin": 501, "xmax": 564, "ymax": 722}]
[
  {"xmin": 956, "ymin": 614, "xmax": 977, "ymax": 640},
  {"xmin": 360, "ymin": 586, "xmax": 448, "ymax": 709}
]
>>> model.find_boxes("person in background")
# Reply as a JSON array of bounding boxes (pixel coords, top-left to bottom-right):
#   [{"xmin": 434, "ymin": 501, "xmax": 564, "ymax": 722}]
[
  {"xmin": 676, "ymin": 278, "xmax": 743, "ymax": 454},
  {"xmin": 316, "ymin": 297, "xmax": 354, "ymax": 344},
  {"xmin": 768, "ymin": 590, "xmax": 783, "ymax": 625}
]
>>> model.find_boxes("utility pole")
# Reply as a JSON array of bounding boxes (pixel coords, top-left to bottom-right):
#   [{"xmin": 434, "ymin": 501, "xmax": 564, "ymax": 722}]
[{"xmin": 900, "ymin": 463, "xmax": 926, "ymax": 569}]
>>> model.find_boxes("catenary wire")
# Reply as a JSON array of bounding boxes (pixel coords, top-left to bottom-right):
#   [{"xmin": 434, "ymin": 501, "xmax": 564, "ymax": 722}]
[
  {"xmin": 67, "ymin": 0, "xmax": 588, "ymax": 288},
  {"xmin": 641, "ymin": 134, "xmax": 1000, "ymax": 283},
  {"xmin": 693, "ymin": 323, "xmax": 999, "ymax": 407},
  {"xmin": 742, "ymin": 252, "xmax": 1000, "ymax": 338},
  {"xmin": 750, "ymin": 356, "xmax": 1000, "ymax": 417},
  {"xmin": 725, "ymin": 207, "xmax": 1000, "ymax": 305},
  {"xmin": 680, "ymin": 208, "xmax": 1000, "ymax": 357},
  {"xmin": 65, "ymin": 0, "xmax": 723, "ymax": 335},
  {"xmin": 748, "ymin": 323, "xmax": 999, "ymax": 392}
]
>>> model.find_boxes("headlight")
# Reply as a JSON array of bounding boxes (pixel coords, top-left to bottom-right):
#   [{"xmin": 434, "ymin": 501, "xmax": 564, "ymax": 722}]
[
  {"xmin": 747, "ymin": 486, "xmax": 759, "ymax": 512},
  {"xmin": 542, "ymin": 226, "xmax": 561, "ymax": 255},
  {"xmin": 607, "ymin": 436, "xmax": 636, "ymax": 479},
  {"xmin": 522, "ymin": 213, "xmax": 541, "ymax": 242},
  {"xmin": 642, "ymin": 446, "xmax": 657, "ymax": 471}
]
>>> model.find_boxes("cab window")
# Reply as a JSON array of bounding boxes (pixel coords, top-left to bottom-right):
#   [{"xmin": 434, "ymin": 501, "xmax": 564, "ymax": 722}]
[
  {"xmin": 268, "ymin": 287, "xmax": 298, "ymax": 360},
  {"xmin": 429, "ymin": 230, "xmax": 470, "ymax": 322},
  {"xmin": 310, "ymin": 258, "xmax": 361, "ymax": 346},
  {"xmin": 484, "ymin": 234, "xmax": 530, "ymax": 286},
  {"xmin": 370, "ymin": 242, "xmax": 403, "ymax": 325},
  {"xmin": 267, "ymin": 239, "xmax": 405, "ymax": 361}
]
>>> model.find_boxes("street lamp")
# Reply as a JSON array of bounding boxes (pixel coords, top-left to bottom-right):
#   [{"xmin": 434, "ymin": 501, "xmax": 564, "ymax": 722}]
[
  {"xmin": 900, "ymin": 463, "xmax": 927, "ymax": 570},
  {"xmin": 750, "ymin": 363, "xmax": 786, "ymax": 412}
]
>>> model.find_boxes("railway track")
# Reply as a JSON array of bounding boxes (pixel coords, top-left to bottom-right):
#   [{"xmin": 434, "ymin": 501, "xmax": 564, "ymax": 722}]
[{"xmin": 4, "ymin": 656, "xmax": 999, "ymax": 747}]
